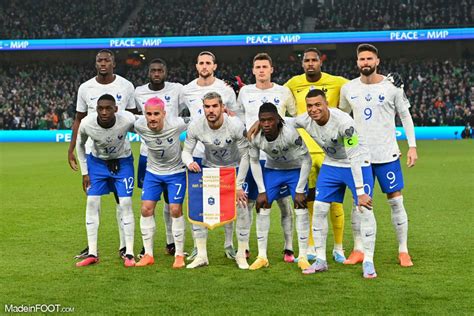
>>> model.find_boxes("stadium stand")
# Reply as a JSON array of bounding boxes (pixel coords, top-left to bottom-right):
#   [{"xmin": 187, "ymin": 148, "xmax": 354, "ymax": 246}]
[
  {"xmin": 1, "ymin": 0, "xmax": 472, "ymax": 39},
  {"xmin": 1, "ymin": 59, "xmax": 472, "ymax": 129}
]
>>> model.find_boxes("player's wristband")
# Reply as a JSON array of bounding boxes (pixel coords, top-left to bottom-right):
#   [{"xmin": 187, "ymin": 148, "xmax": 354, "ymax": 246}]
[{"xmin": 356, "ymin": 187, "xmax": 365, "ymax": 196}]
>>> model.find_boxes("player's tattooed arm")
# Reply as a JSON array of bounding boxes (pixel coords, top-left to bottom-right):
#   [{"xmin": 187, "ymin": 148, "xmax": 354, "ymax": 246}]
[{"xmin": 387, "ymin": 72, "xmax": 404, "ymax": 88}]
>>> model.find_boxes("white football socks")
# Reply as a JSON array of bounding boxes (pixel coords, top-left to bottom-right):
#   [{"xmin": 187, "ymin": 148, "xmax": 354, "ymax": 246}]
[
  {"xmin": 236, "ymin": 204, "xmax": 251, "ymax": 257},
  {"xmin": 85, "ymin": 196, "xmax": 101, "ymax": 257},
  {"xmin": 388, "ymin": 196, "xmax": 409, "ymax": 253},
  {"xmin": 360, "ymin": 206, "xmax": 377, "ymax": 263},
  {"xmin": 119, "ymin": 197, "xmax": 135, "ymax": 257},
  {"xmin": 163, "ymin": 202, "xmax": 174, "ymax": 245},
  {"xmin": 116, "ymin": 204, "xmax": 125, "ymax": 249},
  {"xmin": 277, "ymin": 196, "xmax": 293, "ymax": 251},
  {"xmin": 351, "ymin": 205, "xmax": 363, "ymax": 252},
  {"xmin": 313, "ymin": 201, "xmax": 330, "ymax": 261},
  {"xmin": 140, "ymin": 215, "xmax": 156, "ymax": 256},
  {"xmin": 171, "ymin": 215, "xmax": 185, "ymax": 256},
  {"xmin": 294, "ymin": 208, "xmax": 309, "ymax": 258},
  {"xmin": 256, "ymin": 208, "xmax": 271, "ymax": 259}
]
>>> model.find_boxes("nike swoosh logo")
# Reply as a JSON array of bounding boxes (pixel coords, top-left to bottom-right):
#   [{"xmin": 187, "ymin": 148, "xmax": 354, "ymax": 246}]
[
  {"xmin": 192, "ymin": 228, "xmax": 200, "ymax": 232},
  {"xmin": 174, "ymin": 196, "xmax": 181, "ymax": 200},
  {"xmin": 90, "ymin": 97, "xmax": 99, "ymax": 100},
  {"xmin": 126, "ymin": 190, "xmax": 133, "ymax": 194},
  {"xmin": 350, "ymin": 96, "xmax": 358, "ymax": 99},
  {"xmin": 365, "ymin": 233, "xmax": 374, "ymax": 237},
  {"xmin": 397, "ymin": 221, "xmax": 407, "ymax": 226},
  {"xmin": 296, "ymin": 89, "xmax": 303, "ymax": 93},
  {"xmin": 299, "ymin": 237, "xmax": 308, "ymax": 241},
  {"xmin": 174, "ymin": 234, "xmax": 182, "ymax": 238},
  {"xmin": 257, "ymin": 237, "xmax": 264, "ymax": 240},
  {"xmin": 123, "ymin": 222, "xmax": 132, "ymax": 226},
  {"xmin": 86, "ymin": 222, "xmax": 93, "ymax": 225},
  {"xmin": 239, "ymin": 233, "xmax": 248, "ymax": 237},
  {"xmin": 190, "ymin": 99, "xmax": 196, "ymax": 102},
  {"xmin": 335, "ymin": 214, "xmax": 342, "ymax": 218},
  {"xmin": 389, "ymin": 184, "xmax": 398, "ymax": 189},
  {"xmin": 249, "ymin": 100, "xmax": 256, "ymax": 103}
]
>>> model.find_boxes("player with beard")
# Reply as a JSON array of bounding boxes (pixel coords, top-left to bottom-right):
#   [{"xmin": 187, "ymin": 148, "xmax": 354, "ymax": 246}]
[
  {"xmin": 339, "ymin": 44, "xmax": 417, "ymax": 267},
  {"xmin": 182, "ymin": 92, "xmax": 250, "ymax": 269},
  {"xmin": 69, "ymin": 50, "xmax": 137, "ymax": 263},
  {"xmin": 180, "ymin": 51, "xmax": 239, "ymax": 261},
  {"xmin": 134, "ymin": 59, "xmax": 184, "ymax": 258}
]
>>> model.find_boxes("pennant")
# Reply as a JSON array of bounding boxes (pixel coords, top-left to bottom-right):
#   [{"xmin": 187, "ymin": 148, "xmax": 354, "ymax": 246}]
[{"xmin": 187, "ymin": 167, "xmax": 236, "ymax": 230}]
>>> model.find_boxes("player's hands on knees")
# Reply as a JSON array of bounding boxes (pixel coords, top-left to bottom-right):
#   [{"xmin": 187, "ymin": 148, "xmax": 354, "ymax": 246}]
[
  {"xmin": 68, "ymin": 151, "xmax": 78, "ymax": 171},
  {"xmin": 187, "ymin": 162, "xmax": 201, "ymax": 172},
  {"xmin": 294, "ymin": 193, "xmax": 307, "ymax": 209},
  {"xmin": 255, "ymin": 192, "xmax": 268, "ymax": 211},
  {"xmin": 357, "ymin": 194, "xmax": 372, "ymax": 211},
  {"xmin": 236, "ymin": 189, "xmax": 248, "ymax": 208},
  {"xmin": 82, "ymin": 175, "xmax": 90, "ymax": 193},
  {"xmin": 406, "ymin": 147, "xmax": 418, "ymax": 168},
  {"xmin": 247, "ymin": 121, "xmax": 261, "ymax": 141}
]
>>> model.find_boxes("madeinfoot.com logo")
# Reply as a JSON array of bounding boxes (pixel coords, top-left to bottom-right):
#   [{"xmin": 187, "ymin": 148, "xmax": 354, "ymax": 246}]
[{"xmin": 5, "ymin": 304, "xmax": 75, "ymax": 313}]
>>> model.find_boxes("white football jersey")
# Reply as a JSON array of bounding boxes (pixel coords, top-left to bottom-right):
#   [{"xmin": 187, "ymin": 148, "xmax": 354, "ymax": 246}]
[
  {"xmin": 77, "ymin": 111, "xmax": 135, "ymax": 175},
  {"xmin": 76, "ymin": 75, "xmax": 135, "ymax": 113},
  {"xmin": 180, "ymin": 78, "xmax": 238, "ymax": 158},
  {"xmin": 183, "ymin": 114, "xmax": 248, "ymax": 168},
  {"xmin": 292, "ymin": 109, "xmax": 370, "ymax": 168},
  {"xmin": 134, "ymin": 116, "xmax": 187, "ymax": 175},
  {"xmin": 134, "ymin": 81, "xmax": 184, "ymax": 156},
  {"xmin": 339, "ymin": 76, "xmax": 411, "ymax": 163},
  {"xmin": 250, "ymin": 123, "xmax": 308, "ymax": 170},
  {"xmin": 238, "ymin": 83, "xmax": 296, "ymax": 129}
]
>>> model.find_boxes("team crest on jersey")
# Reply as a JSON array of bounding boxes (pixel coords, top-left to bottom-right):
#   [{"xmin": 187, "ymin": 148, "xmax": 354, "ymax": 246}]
[
  {"xmin": 295, "ymin": 136, "xmax": 303, "ymax": 146},
  {"xmin": 378, "ymin": 94, "xmax": 385, "ymax": 102},
  {"xmin": 321, "ymin": 87, "xmax": 328, "ymax": 93},
  {"xmin": 167, "ymin": 137, "xmax": 174, "ymax": 144},
  {"xmin": 365, "ymin": 94, "xmax": 372, "ymax": 101},
  {"xmin": 331, "ymin": 137, "xmax": 338, "ymax": 144},
  {"xmin": 116, "ymin": 93, "xmax": 122, "ymax": 101},
  {"xmin": 156, "ymin": 139, "xmax": 162, "ymax": 145},
  {"xmin": 271, "ymin": 148, "xmax": 279, "ymax": 154},
  {"xmin": 118, "ymin": 135, "xmax": 124, "ymax": 140},
  {"xmin": 261, "ymin": 97, "xmax": 268, "ymax": 103},
  {"xmin": 345, "ymin": 126, "xmax": 355, "ymax": 137},
  {"xmin": 274, "ymin": 97, "xmax": 280, "ymax": 104},
  {"xmin": 106, "ymin": 136, "xmax": 113, "ymax": 143},
  {"xmin": 165, "ymin": 95, "xmax": 171, "ymax": 102},
  {"xmin": 282, "ymin": 146, "xmax": 289, "ymax": 152},
  {"xmin": 214, "ymin": 139, "xmax": 221, "ymax": 145},
  {"xmin": 225, "ymin": 138, "xmax": 232, "ymax": 144}
]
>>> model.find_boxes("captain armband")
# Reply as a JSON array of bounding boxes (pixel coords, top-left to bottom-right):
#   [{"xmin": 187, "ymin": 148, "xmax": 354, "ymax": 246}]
[{"xmin": 343, "ymin": 135, "xmax": 359, "ymax": 148}]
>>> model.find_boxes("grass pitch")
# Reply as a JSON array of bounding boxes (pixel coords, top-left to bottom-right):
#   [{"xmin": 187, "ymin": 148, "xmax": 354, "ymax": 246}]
[{"xmin": 0, "ymin": 140, "xmax": 473, "ymax": 314}]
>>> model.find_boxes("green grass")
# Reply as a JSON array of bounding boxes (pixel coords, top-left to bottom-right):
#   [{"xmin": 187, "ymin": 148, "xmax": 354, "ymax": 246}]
[{"xmin": 0, "ymin": 140, "xmax": 473, "ymax": 314}]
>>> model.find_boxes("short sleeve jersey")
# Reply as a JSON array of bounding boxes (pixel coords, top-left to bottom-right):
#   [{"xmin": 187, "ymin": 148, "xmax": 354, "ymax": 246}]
[
  {"xmin": 76, "ymin": 75, "xmax": 135, "ymax": 113},
  {"xmin": 184, "ymin": 114, "xmax": 248, "ymax": 168},
  {"xmin": 134, "ymin": 116, "xmax": 187, "ymax": 175},
  {"xmin": 78, "ymin": 111, "xmax": 135, "ymax": 160},
  {"xmin": 293, "ymin": 108, "xmax": 370, "ymax": 168},
  {"xmin": 250, "ymin": 124, "xmax": 308, "ymax": 170},
  {"xmin": 339, "ymin": 76, "xmax": 411, "ymax": 163}
]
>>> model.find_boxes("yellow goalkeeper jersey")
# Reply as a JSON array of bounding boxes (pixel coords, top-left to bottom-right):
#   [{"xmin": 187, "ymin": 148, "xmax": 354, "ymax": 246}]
[{"xmin": 285, "ymin": 72, "xmax": 349, "ymax": 153}]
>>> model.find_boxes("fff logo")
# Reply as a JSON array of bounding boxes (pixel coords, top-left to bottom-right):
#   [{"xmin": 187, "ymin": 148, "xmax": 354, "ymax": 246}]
[{"xmin": 208, "ymin": 197, "xmax": 215, "ymax": 205}]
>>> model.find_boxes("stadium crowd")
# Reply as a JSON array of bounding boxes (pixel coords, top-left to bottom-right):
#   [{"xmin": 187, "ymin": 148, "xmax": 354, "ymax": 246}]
[
  {"xmin": 1, "ymin": 58, "xmax": 472, "ymax": 130},
  {"xmin": 1, "ymin": 0, "xmax": 472, "ymax": 39},
  {"xmin": 308, "ymin": 0, "xmax": 473, "ymax": 31}
]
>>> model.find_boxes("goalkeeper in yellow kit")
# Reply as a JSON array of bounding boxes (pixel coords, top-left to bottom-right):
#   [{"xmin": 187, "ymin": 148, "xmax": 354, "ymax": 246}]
[{"xmin": 285, "ymin": 48, "xmax": 348, "ymax": 262}]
